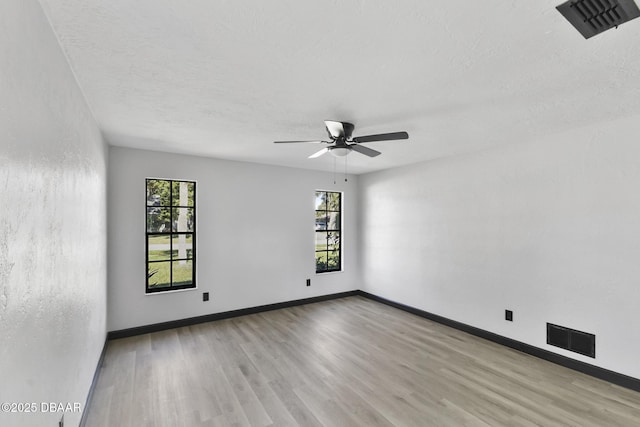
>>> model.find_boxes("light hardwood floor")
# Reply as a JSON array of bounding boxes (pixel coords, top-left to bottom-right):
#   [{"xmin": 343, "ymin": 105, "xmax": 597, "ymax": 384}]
[{"xmin": 85, "ymin": 296, "xmax": 640, "ymax": 426}]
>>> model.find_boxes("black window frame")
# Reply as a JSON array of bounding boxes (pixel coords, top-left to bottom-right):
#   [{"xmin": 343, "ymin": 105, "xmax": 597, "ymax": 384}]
[
  {"xmin": 315, "ymin": 190, "xmax": 342, "ymax": 273},
  {"xmin": 145, "ymin": 178, "xmax": 196, "ymax": 293}
]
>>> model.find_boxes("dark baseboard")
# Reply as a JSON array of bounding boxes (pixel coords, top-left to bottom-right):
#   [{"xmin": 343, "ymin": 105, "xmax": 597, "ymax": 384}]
[
  {"xmin": 356, "ymin": 290, "xmax": 640, "ymax": 393},
  {"xmin": 79, "ymin": 336, "xmax": 108, "ymax": 427},
  {"xmin": 107, "ymin": 290, "xmax": 359, "ymax": 340}
]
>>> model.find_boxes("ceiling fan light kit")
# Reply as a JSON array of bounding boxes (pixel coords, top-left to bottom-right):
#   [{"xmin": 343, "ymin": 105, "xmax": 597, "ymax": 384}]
[
  {"xmin": 274, "ymin": 120, "xmax": 409, "ymax": 159},
  {"xmin": 330, "ymin": 147, "xmax": 351, "ymax": 157}
]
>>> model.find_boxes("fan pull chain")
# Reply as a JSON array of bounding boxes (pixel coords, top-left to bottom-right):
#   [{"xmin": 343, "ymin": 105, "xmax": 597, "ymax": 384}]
[
  {"xmin": 344, "ymin": 156, "xmax": 348, "ymax": 182},
  {"xmin": 333, "ymin": 156, "xmax": 337, "ymax": 185}
]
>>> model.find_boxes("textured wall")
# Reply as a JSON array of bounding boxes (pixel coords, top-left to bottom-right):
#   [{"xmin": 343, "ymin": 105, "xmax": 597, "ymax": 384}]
[
  {"xmin": 359, "ymin": 115, "xmax": 640, "ymax": 380},
  {"xmin": 108, "ymin": 147, "xmax": 358, "ymax": 331},
  {"xmin": 0, "ymin": 1, "xmax": 107, "ymax": 426}
]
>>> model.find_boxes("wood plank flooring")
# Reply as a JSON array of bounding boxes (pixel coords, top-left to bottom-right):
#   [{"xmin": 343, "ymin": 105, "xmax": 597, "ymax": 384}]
[{"xmin": 84, "ymin": 296, "xmax": 640, "ymax": 426}]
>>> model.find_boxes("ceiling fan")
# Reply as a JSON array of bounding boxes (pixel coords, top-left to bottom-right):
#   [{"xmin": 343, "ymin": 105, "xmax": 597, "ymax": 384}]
[{"xmin": 274, "ymin": 120, "xmax": 408, "ymax": 158}]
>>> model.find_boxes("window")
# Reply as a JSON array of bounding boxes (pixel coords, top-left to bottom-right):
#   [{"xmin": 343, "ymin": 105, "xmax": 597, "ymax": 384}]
[
  {"xmin": 146, "ymin": 179, "xmax": 196, "ymax": 293},
  {"xmin": 315, "ymin": 191, "xmax": 342, "ymax": 273}
]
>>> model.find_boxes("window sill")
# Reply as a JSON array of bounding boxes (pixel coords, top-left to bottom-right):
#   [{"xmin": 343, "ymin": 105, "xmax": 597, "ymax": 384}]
[
  {"xmin": 315, "ymin": 270, "xmax": 343, "ymax": 276},
  {"xmin": 145, "ymin": 286, "xmax": 198, "ymax": 296}
]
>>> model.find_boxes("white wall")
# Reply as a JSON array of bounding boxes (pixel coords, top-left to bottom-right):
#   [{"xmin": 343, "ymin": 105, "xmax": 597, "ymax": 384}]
[
  {"xmin": 359, "ymin": 116, "xmax": 640, "ymax": 380},
  {"xmin": 108, "ymin": 147, "xmax": 359, "ymax": 331},
  {"xmin": 0, "ymin": 1, "xmax": 108, "ymax": 426}
]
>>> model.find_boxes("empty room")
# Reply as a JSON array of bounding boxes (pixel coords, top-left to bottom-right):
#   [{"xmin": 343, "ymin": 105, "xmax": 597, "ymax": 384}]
[{"xmin": 2, "ymin": 0, "xmax": 640, "ymax": 426}]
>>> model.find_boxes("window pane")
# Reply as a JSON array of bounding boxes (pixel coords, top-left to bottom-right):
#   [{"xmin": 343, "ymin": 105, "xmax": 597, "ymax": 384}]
[
  {"xmin": 148, "ymin": 261, "xmax": 171, "ymax": 289},
  {"xmin": 172, "ymin": 181, "xmax": 195, "ymax": 207},
  {"xmin": 171, "ymin": 234, "xmax": 193, "ymax": 260},
  {"xmin": 315, "ymin": 191, "xmax": 326, "ymax": 210},
  {"xmin": 326, "ymin": 211, "xmax": 340, "ymax": 230},
  {"xmin": 147, "ymin": 179, "xmax": 170, "ymax": 206},
  {"xmin": 327, "ymin": 251, "xmax": 340, "ymax": 269},
  {"xmin": 327, "ymin": 232, "xmax": 340, "ymax": 251},
  {"xmin": 148, "ymin": 235, "xmax": 171, "ymax": 261},
  {"xmin": 172, "ymin": 260, "xmax": 193, "ymax": 286},
  {"xmin": 327, "ymin": 192, "xmax": 340, "ymax": 211},
  {"xmin": 315, "ymin": 211, "xmax": 328, "ymax": 230},
  {"xmin": 147, "ymin": 207, "xmax": 171, "ymax": 232},
  {"xmin": 315, "ymin": 252, "xmax": 327, "ymax": 273},
  {"xmin": 315, "ymin": 232, "xmax": 328, "ymax": 251},
  {"xmin": 172, "ymin": 207, "xmax": 194, "ymax": 232}
]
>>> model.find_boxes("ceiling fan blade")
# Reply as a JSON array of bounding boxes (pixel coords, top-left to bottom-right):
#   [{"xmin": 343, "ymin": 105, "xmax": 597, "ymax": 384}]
[
  {"xmin": 352, "ymin": 131, "xmax": 408, "ymax": 143},
  {"xmin": 274, "ymin": 140, "xmax": 325, "ymax": 144},
  {"xmin": 342, "ymin": 122, "xmax": 354, "ymax": 140},
  {"xmin": 350, "ymin": 144, "xmax": 381, "ymax": 157},
  {"xmin": 308, "ymin": 148, "xmax": 329, "ymax": 158},
  {"xmin": 324, "ymin": 120, "xmax": 355, "ymax": 140},
  {"xmin": 324, "ymin": 120, "xmax": 345, "ymax": 139}
]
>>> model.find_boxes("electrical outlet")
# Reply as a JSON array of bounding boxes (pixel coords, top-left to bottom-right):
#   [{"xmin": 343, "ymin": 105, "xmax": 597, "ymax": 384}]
[
  {"xmin": 203, "ymin": 292, "xmax": 209, "ymax": 302},
  {"xmin": 306, "ymin": 278, "xmax": 311, "ymax": 287},
  {"xmin": 505, "ymin": 310, "xmax": 513, "ymax": 321}
]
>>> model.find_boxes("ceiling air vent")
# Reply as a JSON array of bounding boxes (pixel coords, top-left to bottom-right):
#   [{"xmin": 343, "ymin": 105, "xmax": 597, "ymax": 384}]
[{"xmin": 556, "ymin": 0, "xmax": 640, "ymax": 39}]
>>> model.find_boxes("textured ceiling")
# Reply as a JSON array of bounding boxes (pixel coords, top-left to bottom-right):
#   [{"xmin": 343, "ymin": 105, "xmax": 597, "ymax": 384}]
[{"xmin": 39, "ymin": 0, "xmax": 640, "ymax": 174}]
